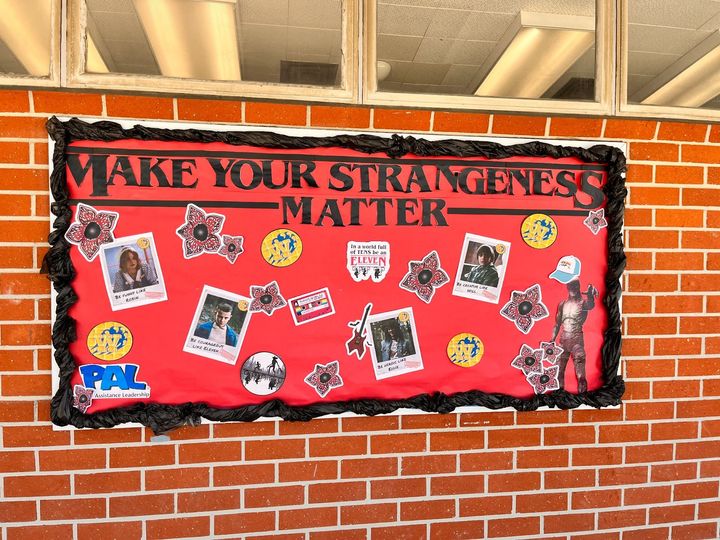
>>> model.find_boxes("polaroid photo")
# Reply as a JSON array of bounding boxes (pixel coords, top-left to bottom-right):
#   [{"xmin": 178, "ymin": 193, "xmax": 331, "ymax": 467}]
[
  {"xmin": 288, "ymin": 287, "xmax": 336, "ymax": 326},
  {"xmin": 452, "ymin": 233, "xmax": 511, "ymax": 304},
  {"xmin": 366, "ymin": 307, "xmax": 423, "ymax": 380},
  {"xmin": 99, "ymin": 233, "xmax": 168, "ymax": 311},
  {"xmin": 183, "ymin": 285, "xmax": 253, "ymax": 365}
]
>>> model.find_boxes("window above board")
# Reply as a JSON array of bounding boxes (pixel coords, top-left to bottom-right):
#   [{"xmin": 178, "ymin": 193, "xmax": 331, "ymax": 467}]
[{"xmin": 1, "ymin": 1, "xmax": 720, "ymax": 121}]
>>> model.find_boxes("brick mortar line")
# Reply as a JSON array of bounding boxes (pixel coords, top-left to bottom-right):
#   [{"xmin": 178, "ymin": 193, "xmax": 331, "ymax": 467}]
[
  {"xmin": 617, "ymin": 332, "xmax": 720, "ymax": 338},
  {"xmin": 2, "ymin": 445, "xmax": 718, "ymax": 467},
  {"xmin": 0, "ymin": 218, "xmax": 50, "ymax": 223},
  {"xmin": 2, "ymin": 474, "xmax": 715, "ymax": 498},
  {"xmin": 0, "ymin": 297, "xmax": 52, "ymax": 301},
  {"xmin": 624, "ymin": 313, "xmax": 720, "ymax": 318},
  {"xmin": 625, "ymin": 225, "xmax": 720, "ymax": 230},
  {"xmin": 621, "ymin": 291, "xmax": 720, "ymax": 295},
  {"xmin": 0, "ymin": 191, "xmax": 52, "ymax": 196},
  {"xmin": 3, "ymin": 497, "xmax": 718, "ymax": 520},
  {"xmin": 3, "ymin": 413, "xmax": 719, "ymax": 429},
  {"xmin": 0, "ymin": 345, "xmax": 52, "ymax": 350},
  {"xmin": 0, "ymin": 319, "xmax": 51, "ymax": 325},
  {"xmin": 626, "ymin": 207, "xmax": 720, "ymax": 212},
  {"xmin": 3, "ymin": 513, "xmax": 718, "ymax": 538},
  {"xmin": 650, "ymin": 123, "xmax": 662, "ymax": 141}
]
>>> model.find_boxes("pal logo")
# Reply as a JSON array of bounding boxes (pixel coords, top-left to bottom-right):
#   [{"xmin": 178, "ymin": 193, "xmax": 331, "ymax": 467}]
[{"xmin": 79, "ymin": 364, "xmax": 151, "ymax": 399}]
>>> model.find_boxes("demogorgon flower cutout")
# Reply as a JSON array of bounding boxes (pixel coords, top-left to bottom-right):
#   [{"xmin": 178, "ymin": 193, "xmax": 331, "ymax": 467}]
[
  {"xmin": 500, "ymin": 284, "xmax": 549, "ymax": 334},
  {"xmin": 540, "ymin": 341, "xmax": 564, "ymax": 364},
  {"xmin": 511, "ymin": 344, "xmax": 544, "ymax": 376},
  {"xmin": 64, "ymin": 203, "xmax": 119, "ymax": 261},
  {"xmin": 249, "ymin": 281, "xmax": 287, "ymax": 315},
  {"xmin": 399, "ymin": 250, "xmax": 450, "ymax": 303},
  {"xmin": 73, "ymin": 385, "xmax": 95, "ymax": 413},
  {"xmin": 218, "ymin": 235, "xmax": 244, "ymax": 264},
  {"xmin": 305, "ymin": 360, "xmax": 344, "ymax": 398},
  {"xmin": 176, "ymin": 204, "xmax": 225, "ymax": 258},
  {"xmin": 526, "ymin": 365, "xmax": 560, "ymax": 394},
  {"xmin": 584, "ymin": 208, "xmax": 608, "ymax": 235}
]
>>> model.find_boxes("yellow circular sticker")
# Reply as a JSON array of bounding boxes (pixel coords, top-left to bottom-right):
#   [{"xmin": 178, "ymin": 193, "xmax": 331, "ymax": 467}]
[
  {"xmin": 521, "ymin": 213, "xmax": 557, "ymax": 249},
  {"xmin": 397, "ymin": 311, "xmax": 410, "ymax": 323},
  {"xmin": 261, "ymin": 229, "xmax": 303, "ymax": 267},
  {"xmin": 87, "ymin": 321, "xmax": 133, "ymax": 361},
  {"xmin": 447, "ymin": 333, "xmax": 484, "ymax": 368},
  {"xmin": 237, "ymin": 300, "xmax": 249, "ymax": 311},
  {"xmin": 136, "ymin": 237, "xmax": 150, "ymax": 249}
]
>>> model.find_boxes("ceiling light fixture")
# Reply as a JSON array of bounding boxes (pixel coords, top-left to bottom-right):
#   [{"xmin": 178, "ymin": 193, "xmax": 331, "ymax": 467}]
[
  {"xmin": 635, "ymin": 30, "xmax": 720, "ymax": 108},
  {"xmin": 377, "ymin": 60, "xmax": 391, "ymax": 82},
  {"xmin": 474, "ymin": 12, "xmax": 595, "ymax": 99},
  {"xmin": 0, "ymin": 0, "xmax": 51, "ymax": 76},
  {"xmin": 132, "ymin": 0, "xmax": 240, "ymax": 81}
]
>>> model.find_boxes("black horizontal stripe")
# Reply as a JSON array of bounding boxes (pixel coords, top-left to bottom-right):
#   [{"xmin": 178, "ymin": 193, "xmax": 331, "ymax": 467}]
[
  {"xmin": 66, "ymin": 146, "xmax": 606, "ymax": 171},
  {"xmin": 447, "ymin": 208, "xmax": 589, "ymax": 216},
  {"xmin": 68, "ymin": 199, "xmax": 278, "ymax": 209}
]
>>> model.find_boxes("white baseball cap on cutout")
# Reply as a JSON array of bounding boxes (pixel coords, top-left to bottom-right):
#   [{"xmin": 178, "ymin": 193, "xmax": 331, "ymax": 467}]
[{"xmin": 549, "ymin": 256, "xmax": 581, "ymax": 283}]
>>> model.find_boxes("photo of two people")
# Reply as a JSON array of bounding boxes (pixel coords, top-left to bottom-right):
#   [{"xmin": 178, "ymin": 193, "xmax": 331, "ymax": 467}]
[{"xmin": 367, "ymin": 308, "xmax": 423, "ymax": 380}]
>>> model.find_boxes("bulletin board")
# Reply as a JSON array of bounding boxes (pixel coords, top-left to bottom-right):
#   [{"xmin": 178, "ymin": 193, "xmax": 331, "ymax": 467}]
[{"xmin": 47, "ymin": 117, "xmax": 625, "ymax": 432}]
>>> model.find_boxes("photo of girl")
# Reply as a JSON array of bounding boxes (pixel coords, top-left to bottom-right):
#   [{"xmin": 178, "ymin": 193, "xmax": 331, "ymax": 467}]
[
  {"xmin": 99, "ymin": 233, "xmax": 168, "ymax": 311},
  {"xmin": 112, "ymin": 246, "xmax": 158, "ymax": 293}
]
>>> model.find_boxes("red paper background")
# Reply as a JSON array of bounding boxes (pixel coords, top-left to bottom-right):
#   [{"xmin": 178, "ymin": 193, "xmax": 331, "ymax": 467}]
[{"xmin": 64, "ymin": 139, "xmax": 609, "ymax": 412}]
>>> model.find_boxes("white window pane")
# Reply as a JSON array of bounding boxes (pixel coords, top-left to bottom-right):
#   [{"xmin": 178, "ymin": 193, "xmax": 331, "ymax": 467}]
[
  {"xmin": 84, "ymin": 0, "xmax": 343, "ymax": 88},
  {"xmin": 375, "ymin": 0, "xmax": 597, "ymax": 101},
  {"xmin": 627, "ymin": 0, "xmax": 720, "ymax": 110},
  {"xmin": 0, "ymin": 0, "xmax": 53, "ymax": 77}
]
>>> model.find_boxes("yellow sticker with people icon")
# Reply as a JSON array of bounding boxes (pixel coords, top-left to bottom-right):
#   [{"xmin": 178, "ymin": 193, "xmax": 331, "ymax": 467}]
[
  {"xmin": 447, "ymin": 333, "xmax": 484, "ymax": 368},
  {"xmin": 261, "ymin": 228, "xmax": 303, "ymax": 267},
  {"xmin": 87, "ymin": 321, "xmax": 133, "ymax": 361},
  {"xmin": 521, "ymin": 213, "xmax": 557, "ymax": 249}
]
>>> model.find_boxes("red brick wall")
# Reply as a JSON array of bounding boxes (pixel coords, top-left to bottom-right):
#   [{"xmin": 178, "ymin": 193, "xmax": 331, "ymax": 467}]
[{"xmin": 1, "ymin": 90, "xmax": 719, "ymax": 539}]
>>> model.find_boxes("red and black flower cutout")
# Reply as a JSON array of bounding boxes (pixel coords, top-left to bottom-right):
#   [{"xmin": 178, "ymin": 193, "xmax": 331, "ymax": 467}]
[
  {"xmin": 219, "ymin": 235, "xmax": 244, "ymax": 264},
  {"xmin": 73, "ymin": 384, "xmax": 95, "ymax": 413},
  {"xmin": 176, "ymin": 204, "xmax": 225, "ymax": 258},
  {"xmin": 526, "ymin": 365, "xmax": 560, "ymax": 394},
  {"xmin": 399, "ymin": 250, "xmax": 450, "ymax": 303},
  {"xmin": 511, "ymin": 342, "xmax": 563, "ymax": 394},
  {"xmin": 500, "ymin": 284, "xmax": 549, "ymax": 334},
  {"xmin": 305, "ymin": 360, "xmax": 344, "ymax": 398},
  {"xmin": 511, "ymin": 344, "xmax": 544, "ymax": 376},
  {"xmin": 249, "ymin": 281, "xmax": 287, "ymax": 316},
  {"xmin": 64, "ymin": 203, "xmax": 119, "ymax": 261},
  {"xmin": 539, "ymin": 341, "xmax": 564, "ymax": 364},
  {"xmin": 584, "ymin": 208, "xmax": 608, "ymax": 235}
]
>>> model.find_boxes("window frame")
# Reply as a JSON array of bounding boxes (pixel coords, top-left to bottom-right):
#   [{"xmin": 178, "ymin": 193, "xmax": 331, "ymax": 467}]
[
  {"xmin": 362, "ymin": 0, "xmax": 615, "ymax": 117},
  {"xmin": 0, "ymin": 0, "xmax": 61, "ymax": 88},
  {"xmin": 618, "ymin": 0, "xmax": 720, "ymax": 121},
  {"xmin": 65, "ymin": 0, "xmax": 360, "ymax": 104},
  {"xmin": 6, "ymin": 1, "xmax": 720, "ymax": 123}
]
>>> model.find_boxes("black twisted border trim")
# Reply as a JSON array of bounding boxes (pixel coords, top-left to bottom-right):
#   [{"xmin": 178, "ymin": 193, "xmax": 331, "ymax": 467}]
[{"xmin": 46, "ymin": 116, "xmax": 626, "ymax": 434}]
